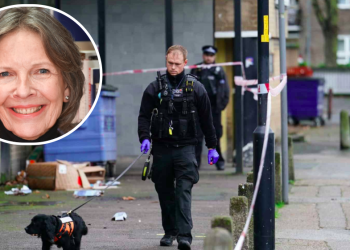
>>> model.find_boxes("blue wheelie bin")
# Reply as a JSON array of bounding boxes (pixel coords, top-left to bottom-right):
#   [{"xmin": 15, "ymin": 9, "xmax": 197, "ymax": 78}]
[
  {"xmin": 287, "ymin": 77, "xmax": 325, "ymax": 126},
  {"xmin": 44, "ymin": 86, "xmax": 119, "ymax": 175}
]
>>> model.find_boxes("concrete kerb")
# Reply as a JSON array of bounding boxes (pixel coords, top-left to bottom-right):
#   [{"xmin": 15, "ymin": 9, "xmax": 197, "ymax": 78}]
[
  {"xmin": 238, "ymin": 184, "xmax": 254, "ymax": 250},
  {"xmin": 230, "ymin": 196, "xmax": 249, "ymax": 250},
  {"xmin": 211, "ymin": 216, "xmax": 233, "ymax": 234},
  {"xmin": 275, "ymin": 152, "xmax": 282, "ymax": 204},
  {"xmin": 340, "ymin": 110, "xmax": 350, "ymax": 150},
  {"xmin": 288, "ymin": 136, "xmax": 296, "ymax": 181},
  {"xmin": 204, "ymin": 228, "xmax": 233, "ymax": 250}
]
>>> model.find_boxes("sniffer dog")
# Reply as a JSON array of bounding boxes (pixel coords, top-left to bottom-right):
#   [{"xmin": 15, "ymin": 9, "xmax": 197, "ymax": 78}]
[{"xmin": 25, "ymin": 213, "xmax": 88, "ymax": 250}]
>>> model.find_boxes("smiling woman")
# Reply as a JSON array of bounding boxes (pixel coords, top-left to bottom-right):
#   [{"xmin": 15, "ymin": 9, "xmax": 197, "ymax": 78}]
[{"xmin": 0, "ymin": 7, "xmax": 85, "ymax": 143}]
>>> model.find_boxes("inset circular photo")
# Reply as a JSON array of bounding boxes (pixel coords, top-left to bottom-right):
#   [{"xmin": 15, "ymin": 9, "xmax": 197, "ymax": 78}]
[{"xmin": 0, "ymin": 5, "xmax": 102, "ymax": 144}]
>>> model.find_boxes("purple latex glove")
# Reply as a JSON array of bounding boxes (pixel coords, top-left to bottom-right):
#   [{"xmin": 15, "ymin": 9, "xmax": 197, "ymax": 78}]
[
  {"xmin": 140, "ymin": 139, "xmax": 151, "ymax": 154},
  {"xmin": 208, "ymin": 149, "xmax": 219, "ymax": 165}
]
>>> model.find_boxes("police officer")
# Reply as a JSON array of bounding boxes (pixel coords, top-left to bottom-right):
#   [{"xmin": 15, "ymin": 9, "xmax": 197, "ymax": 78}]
[
  {"xmin": 190, "ymin": 45, "xmax": 230, "ymax": 171},
  {"xmin": 138, "ymin": 45, "xmax": 219, "ymax": 250}
]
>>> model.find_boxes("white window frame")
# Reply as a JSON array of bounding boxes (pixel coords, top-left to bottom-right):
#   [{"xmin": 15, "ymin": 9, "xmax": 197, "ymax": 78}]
[
  {"xmin": 337, "ymin": 35, "xmax": 350, "ymax": 65},
  {"xmin": 338, "ymin": 0, "xmax": 350, "ymax": 9},
  {"xmin": 274, "ymin": 0, "xmax": 290, "ymax": 7}
]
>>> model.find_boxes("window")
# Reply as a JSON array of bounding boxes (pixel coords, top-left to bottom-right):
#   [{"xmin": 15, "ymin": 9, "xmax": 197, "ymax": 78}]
[
  {"xmin": 337, "ymin": 35, "xmax": 350, "ymax": 64},
  {"xmin": 338, "ymin": 0, "xmax": 350, "ymax": 9}
]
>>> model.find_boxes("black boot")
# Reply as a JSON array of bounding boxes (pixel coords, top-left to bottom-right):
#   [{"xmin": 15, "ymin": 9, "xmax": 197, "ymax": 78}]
[
  {"xmin": 215, "ymin": 161, "xmax": 225, "ymax": 171},
  {"xmin": 178, "ymin": 240, "xmax": 191, "ymax": 250},
  {"xmin": 160, "ymin": 235, "xmax": 176, "ymax": 246}
]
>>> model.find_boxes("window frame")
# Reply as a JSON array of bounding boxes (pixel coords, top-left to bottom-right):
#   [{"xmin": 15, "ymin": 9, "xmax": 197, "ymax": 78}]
[
  {"xmin": 337, "ymin": 35, "xmax": 350, "ymax": 65},
  {"xmin": 338, "ymin": 0, "xmax": 350, "ymax": 9}
]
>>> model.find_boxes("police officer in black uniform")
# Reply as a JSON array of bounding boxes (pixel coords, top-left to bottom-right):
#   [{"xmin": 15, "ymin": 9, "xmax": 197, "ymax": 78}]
[
  {"xmin": 138, "ymin": 45, "xmax": 219, "ymax": 250},
  {"xmin": 190, "ymin": 45, "xmax": 230, "ymax": 171}
]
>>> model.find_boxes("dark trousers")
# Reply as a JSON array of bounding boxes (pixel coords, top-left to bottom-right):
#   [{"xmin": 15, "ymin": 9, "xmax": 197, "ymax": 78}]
[
  {"xmin": 151, "ymin": 143, "xmax": 199, "ymax": 243},
  {"xmin": 195, "ymin": 111, "xmax": 225, "ymax": 168}
]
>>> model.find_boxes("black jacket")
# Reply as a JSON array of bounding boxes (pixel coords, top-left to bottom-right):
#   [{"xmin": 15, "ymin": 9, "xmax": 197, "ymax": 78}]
[
  {"xmin": 138, "ymin": 70, "xmax": 217, "ymax": 149},
  {"xmin": 190, "ymin": 63, "xmax": 230, "ymax": 113}
]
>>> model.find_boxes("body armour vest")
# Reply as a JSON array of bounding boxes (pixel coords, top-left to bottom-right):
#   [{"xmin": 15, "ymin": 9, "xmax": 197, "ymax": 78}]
[{"xmin": 151, "ymin": 73, "xmax": 199, "ymax": 140}]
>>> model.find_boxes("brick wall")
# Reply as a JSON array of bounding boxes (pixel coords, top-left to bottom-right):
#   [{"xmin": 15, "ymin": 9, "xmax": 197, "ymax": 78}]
[
  {"xmin": 215, "ymin": 0, "xmax": 283, "ymax": 39},
  {"xmin": 215, "ymin": 0, "xmax": 258, "ymax": 31},
  {"xmin": 298, "ymin": 1, "xmax": 350, "ymax": 66}
]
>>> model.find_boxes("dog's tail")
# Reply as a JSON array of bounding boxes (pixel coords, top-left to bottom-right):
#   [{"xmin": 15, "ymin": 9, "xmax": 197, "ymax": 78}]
[{"xmin": 82, "ymin": 221, "xmax": 88, "ymax": 235}]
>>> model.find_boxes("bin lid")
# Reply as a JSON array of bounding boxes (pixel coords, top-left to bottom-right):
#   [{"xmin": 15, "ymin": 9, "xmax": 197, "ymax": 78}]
[
  {"xmin": 288, "ymin": 77, "xmax": 325, "ymax": 82},
  {"xmin": 102, "ymin": 84, "xmax": 118, "ymax": 92},
  {"xmin": 101, "ymin": 91, "xmax": 119, "ymax": 97}
]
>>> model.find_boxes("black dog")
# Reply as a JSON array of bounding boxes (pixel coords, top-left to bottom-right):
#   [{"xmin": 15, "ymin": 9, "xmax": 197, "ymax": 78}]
[{"xmin": 25, "ymin": 213, "xmax": 88, "ymax": 250}]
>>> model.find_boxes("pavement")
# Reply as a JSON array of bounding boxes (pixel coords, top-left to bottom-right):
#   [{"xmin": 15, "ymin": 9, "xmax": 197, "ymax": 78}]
[
  {"xmin": 0, "ymin": 97, "xmax": 349, "ymax": 250},
  {"xmin": 0, "ymin": 160, "xmax": 251, "ymax": 250},
  {"xmin": 276, "ymin": 118, "xmax": 350, "ymax": 249}
]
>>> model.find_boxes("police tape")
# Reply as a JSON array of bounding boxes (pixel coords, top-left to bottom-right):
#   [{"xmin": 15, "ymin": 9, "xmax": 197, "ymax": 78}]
[
  {"xmin": 103, "ymin": 61, "xmax": 244, "ymax": 76},
  {"xmin": 234, "ymin": 74, "xmax": 287, "ymax": 100},
  {"xmin": 105, "ymin": 61, "xmax": 288, "ymax": 250},
  {"xmin": 233, "ymin": 74, "xmax": 287, "ymax": 250}
]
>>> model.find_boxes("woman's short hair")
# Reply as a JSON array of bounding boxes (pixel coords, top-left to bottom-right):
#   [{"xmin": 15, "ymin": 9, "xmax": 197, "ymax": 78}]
[{"xmin": 0, "ymin": 7, "xmax": 84, "ymax": 133}]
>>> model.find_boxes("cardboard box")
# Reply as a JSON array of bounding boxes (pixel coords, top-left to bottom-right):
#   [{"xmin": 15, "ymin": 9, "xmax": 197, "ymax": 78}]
[
  {"xmin": 81, "ymin": 166, "xmax": 105, "ymax": 184},
  {"xmin": 27, "ymin": 162, "xmax": 81, "ymax": 190}
]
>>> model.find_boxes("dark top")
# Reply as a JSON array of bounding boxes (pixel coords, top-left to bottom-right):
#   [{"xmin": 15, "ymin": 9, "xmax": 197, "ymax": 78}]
[
  {"xmin": 0, "ymin": 120, "xmax": 61, "ymax": 143},
  {"xmin": 190, "ymin": 62, "xmax": 230, "ymax": 113},
  {"xmin": 138, "ymin": 70, "xmax": 217, "ymax": 149}
]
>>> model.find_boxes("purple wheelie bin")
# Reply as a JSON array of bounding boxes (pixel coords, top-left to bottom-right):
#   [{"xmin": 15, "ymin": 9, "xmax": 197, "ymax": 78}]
[{"xmin": 287, "ymin": 77, "xmax": 325, "ymax": 126}]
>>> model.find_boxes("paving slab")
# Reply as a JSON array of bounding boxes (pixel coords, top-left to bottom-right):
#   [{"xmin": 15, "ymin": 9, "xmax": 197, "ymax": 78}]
[
  {"xmin": 289, "ymin": 197, "xmax": 350, "ymax": 203},
  {"xmin": 276, "ymin": 229, "xmax": 350, "ymax": 242},
  {"xmin": 290, "ymin": 186, "xmax": 318, "ymax": 198},
  {"xmin": 341, "ymin": 203, "xmax": 350, "ymax": 230},
  {"xmin": 295, "ymin": 179, "xmax": 350, "ymax": 187},
  {"xmin": 318, "ymin": 186, "xmax": 342, "ymax": 198},
  {"xmin": 277, "ymin": 117, "xmax": 350, "ymax": 249},
  {"xmin": 276, "ymin": 239, "xmax": 329, "ymax": 250},
  {"xmin": 326, "ymin": 240, "xmax": 350, "ymax": 250},
  {"xmin": 276, "ymin": 203, "xmax": 319, "ymax": 230},
  {"xmin": 317, "ymin": 203, "xmax": 346, "ymax": 229},
  {"xmin": 341, "ymin": 186, "xmax": 350, "ymax": 198}
]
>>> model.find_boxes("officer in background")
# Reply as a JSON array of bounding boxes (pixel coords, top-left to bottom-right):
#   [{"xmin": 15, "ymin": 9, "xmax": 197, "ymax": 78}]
[
  {"xmin": 190, "ymin": 45, "xmax": 230, "ymax": 171},
  {"xmin": 138, "ymin": 45, "xmax": 219, "ymax": 250}
]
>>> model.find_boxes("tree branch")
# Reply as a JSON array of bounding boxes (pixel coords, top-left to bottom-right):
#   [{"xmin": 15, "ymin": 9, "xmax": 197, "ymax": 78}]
[
  {"xmin": 312, "ymin": 0, "xmax": 326, "ymax": 30},
  {"xmin": 324, "ymin": 0, "xmax": 331, "ymax": 20},
  {"xmin": 329, "ymin": 0, "xmax": 339, "ymax": 29}
]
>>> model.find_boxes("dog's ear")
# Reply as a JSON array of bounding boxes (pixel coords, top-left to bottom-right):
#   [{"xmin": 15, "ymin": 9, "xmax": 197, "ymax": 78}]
[{"xmin": 43, "ymin": 217, "xmax": 55, "ymax": 244}]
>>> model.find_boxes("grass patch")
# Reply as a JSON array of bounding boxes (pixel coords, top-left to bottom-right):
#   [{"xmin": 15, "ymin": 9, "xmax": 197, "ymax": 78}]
[
  {"xmin": 1, "ymin": 184, "xmax": 24, "ymax": 191},
  {"xmin": 0, "ymin": 189, "xmax": 83, "ymax": 212},
  {"xmin": 275, "ymin": 202, "xmax": 285, "ymax": 219},
  {"xmin": 289, "ymin": 180, "xmax": 295, "ymax": 185}
]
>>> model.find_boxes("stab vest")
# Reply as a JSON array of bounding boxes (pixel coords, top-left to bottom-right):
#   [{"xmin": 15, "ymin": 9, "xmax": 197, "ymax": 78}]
[{"xmin": 151, "ymin": 73, "xmax": 199, "ymax": 140}]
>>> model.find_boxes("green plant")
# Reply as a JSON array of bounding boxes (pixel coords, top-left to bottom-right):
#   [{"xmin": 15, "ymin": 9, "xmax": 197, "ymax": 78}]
[
  {"xmin": 289, "ymin": 180, "xmax": 295, "ymax": 185},
  {"xmin": 298, "ymin": 62, "xmax": 308, "ymax": 67},
  {"xmin": 317, "ymin": 63, "xmax": 326, "ymax": 68}
]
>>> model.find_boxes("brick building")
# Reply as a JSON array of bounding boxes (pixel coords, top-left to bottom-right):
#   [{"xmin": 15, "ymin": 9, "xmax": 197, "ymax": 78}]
[
  {"xmin": 0, "ymin": 0, "xmax": 287, "ymax": 183},
  {"xmin": 214, "ymin": 0, "xmax": 287, "ymax": 156},
  {"xmin": 287, "ymin": 0, "xmax": 350, "ymax": 66}
]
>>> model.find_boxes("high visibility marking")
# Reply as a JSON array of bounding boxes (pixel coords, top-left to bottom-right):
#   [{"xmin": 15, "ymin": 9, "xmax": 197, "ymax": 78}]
[
  {"xmin": 258, "ymin": 83, "xmax": 269, "ymax": 94},
  {"xmin": 261, "ymin": 15, "xmax": 269, "ymax": 42}
]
